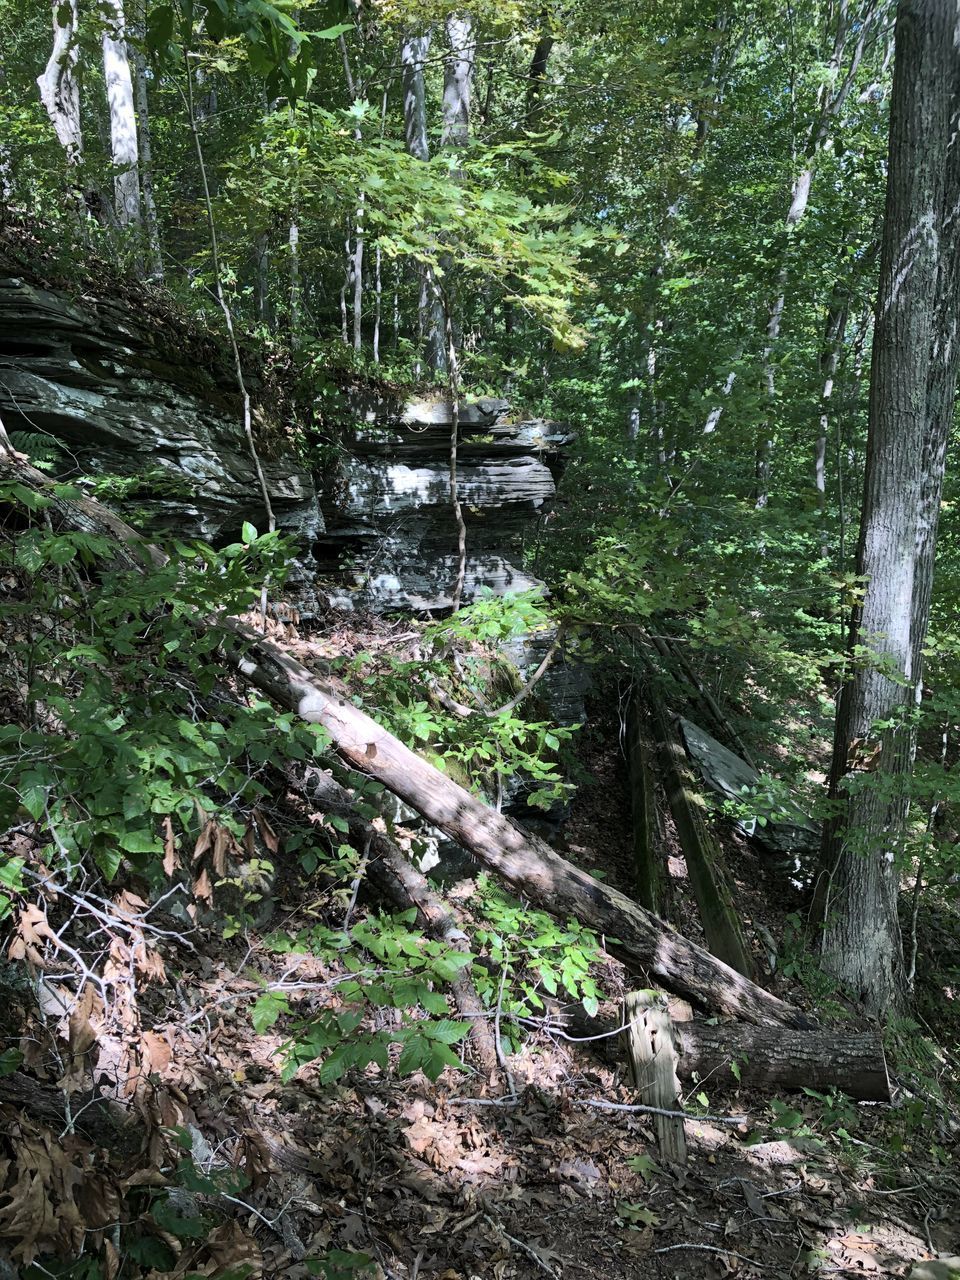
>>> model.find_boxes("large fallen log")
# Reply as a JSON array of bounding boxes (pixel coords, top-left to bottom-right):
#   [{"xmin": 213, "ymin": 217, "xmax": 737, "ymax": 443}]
[
  {"xmin": 674, "ymin": 1021, "xmax": 890, "ymax": 1102},
  {"xmin": 551, "ymin": 1001, "xmax": 889, "ymax": 1102},
  {"xmin": 0, "ymin": 452, "xmax": 812, "ymax": 1029}
]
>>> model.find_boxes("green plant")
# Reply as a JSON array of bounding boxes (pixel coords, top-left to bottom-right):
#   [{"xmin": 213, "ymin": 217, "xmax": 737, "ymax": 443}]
[
  {"xmin": 0, "ymin": 482, "xmax": 329, "ymax": 911},
  {"xmin": 469, "ymin": 874, "xmax": 605, "ymax": 1035},
  {"xmin": 259, "ymin": 910, "xmax": 472, "ymax": 1082}
]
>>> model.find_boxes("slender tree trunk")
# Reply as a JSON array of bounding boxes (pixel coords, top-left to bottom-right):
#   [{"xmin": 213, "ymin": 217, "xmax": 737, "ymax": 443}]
[
  {"xmin": 442, "ymin": 14, "xmax": 474, "ymax": 148},
  {"xmin": 289, "ymin": 218, "xmax": 301, "ymax": 338},
  {"xmin": 101, "ymin": 0, "xmax": 141, "ymax": 228},
  {"xmin": 0, "ymin": 67, "xmax": 11, "ymax": 202},
  {"xmin": 815, "ymin": 0, "xmax": 960, "ymax": 1012},
  {"xmin": 815, "ymin": 296, "xmax": 848, "ymax": 555},
  {"xmin": 401, "ymin": 32, "xmax": 446, "ymax": 374},
  {"xmin": 373, "ymin": 244, "xmax": 382, "ymax": 363},
  {"xmin": 37, "ymin": 0, "xmax": 84, "ymax": 204},
  {"xmin": 252, "ymin": 226, "xmax": 272, "ymax": 327},
  {"xmin": 130, "ymin": 17, "xmax": 163, "ymax": 278},
  {"xmin": 525, "ymin": 15, "xmax": 553, "ymax": 127}
]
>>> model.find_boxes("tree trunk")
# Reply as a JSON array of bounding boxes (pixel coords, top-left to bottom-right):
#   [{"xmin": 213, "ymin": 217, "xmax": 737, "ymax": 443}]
[
  {"xmin": 401, "ymin": 32, "xmax": 446, "ymax": 375},
  {"xmin": 442, "ymin": 14, "xmax": 475, "ymax": 148},
  {"xmin": 130, "ymin": 3, "xmax": 163, "ymax": 278},
  {"xmin": 814, "ymin": 296, "xmax": 848, "ymax": 553},
  {"xmin": 37, "ymin": 0, "xmax": 84, "ymax": 185},
  {"xmin": 101, "ymin": 0, "xmax": 141, "ymax": 228},
  {"xmin": 525, "ymin": 18, "xmax": 554, "ymax": 127},
  {"xmin": 816, "ymin": 0, "xmax": 960, "ymax": 1012},
  {"xmin": 0, "ymin": 453, "xmax": 812, "ymax": 1031}
]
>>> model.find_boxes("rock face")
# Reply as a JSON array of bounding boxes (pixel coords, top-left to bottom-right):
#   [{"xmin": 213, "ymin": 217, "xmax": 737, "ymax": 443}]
[
  {"xmin": 679, "ymin": 718, "xmax": 820, "ymax": 860},
  {"xmin": 0, "ymin": 263, "xmax": 575, "ymax": 657},
  {"xmin": 0, "ymin": 268, "xmax": 321, "ymax": 550},
  {"xmin": 318, "ymin": 395, "xmax": 574, "ymax": 612}
]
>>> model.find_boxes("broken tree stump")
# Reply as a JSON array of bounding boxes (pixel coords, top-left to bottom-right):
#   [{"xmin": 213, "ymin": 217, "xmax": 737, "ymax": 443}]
[{"xmin": 623, "ymin": 989, "xmax": 687, "ymax": 1164}]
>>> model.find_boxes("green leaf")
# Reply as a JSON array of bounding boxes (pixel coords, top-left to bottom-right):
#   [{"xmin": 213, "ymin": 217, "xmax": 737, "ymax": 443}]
[
  {"xmin": 251, "ymin": 990, "xmax": 290, "ymax": 1034},
  {"xmin": 19, "ymin": 784, "xmax": 46, "ymax": 822}
]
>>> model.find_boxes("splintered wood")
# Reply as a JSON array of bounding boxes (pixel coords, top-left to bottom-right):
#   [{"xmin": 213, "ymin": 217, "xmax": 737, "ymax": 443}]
[{"xmin": 623, "ymin": 989, "xmax": 687, "ymax": 1165}]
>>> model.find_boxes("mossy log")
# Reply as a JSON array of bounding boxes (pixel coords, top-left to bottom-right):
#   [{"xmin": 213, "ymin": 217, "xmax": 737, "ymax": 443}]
[
  {"xmin": 625, "ymin": 689, "xmax": 670, "ymax": 917},
  {"xmin": 648, "ymin": 693, "xmax": 756, "ymax": 979},
  {"xmin": 0, "ymin": 451, "xmax": 812, "ymax": 1029}
]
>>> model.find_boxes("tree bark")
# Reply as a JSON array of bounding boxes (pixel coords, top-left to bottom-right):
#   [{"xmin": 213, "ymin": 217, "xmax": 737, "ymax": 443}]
[
  {"xmin": 623, "ymin": 990, "xmax": 687, "ymax": 1163},
  {"xmin": 401, "ymin": 32, "xmax": 446, "ymax": 374},
  {"xmin": 814, "ymin": 295, "xmax": 849, "ymax": 553},
  {"xmin": 0, "ymin": 453, "xmax": 812, "ymax": 1031},
  {"xmin": 37, "ymin": 0, "xmax": 84, "ymax": 183},
  {"xmin": 816, "ymin": 0, "xmax": 960, "ymax": 1012},
  {"xmin": 675, "ymin": 1021, "xmax": 890, "ymax": 1101},
  {"xmin": 442, "ymin": 14, "xmax": 475, "ymax": 149},
  {"xmin": 130, "ymin": 1, "xmax": 163, "ymax": 278},
  {"xmin": 101, "ymin": 0, "xmax": 141, "ymax": 228}
]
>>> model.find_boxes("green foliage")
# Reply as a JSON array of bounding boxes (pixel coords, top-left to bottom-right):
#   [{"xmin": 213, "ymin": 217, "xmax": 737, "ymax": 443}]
[
  {"xmin": 0, "ymin": 489, "xmax": 328, "ymax": 910},
  {"xmin": 340, "ymin": 593, "xmax": 578, "ymax": 810},
  {"xmin": 469, "ymin": 873, "xmax": 604, "ymax": 1031},
  {"xmin": 306, "ymin": 1252, "xmax": 378, "ymax": 1280},
  {"xmin": 260, "ymin": 910, "xmax": 472, "ymax": 1082}
]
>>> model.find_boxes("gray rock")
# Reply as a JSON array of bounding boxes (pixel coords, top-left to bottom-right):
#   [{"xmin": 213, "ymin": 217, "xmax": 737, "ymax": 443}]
[
  {"xmin": 679, "ymin": 717, "xmax": 820, "ymax": 858},
  {"xmin": 0, "ymin": 270, "xmax": 321, "ymax": 557},
  {"xmin": 318, "ymin": 395, "xmax": 572, "ymax": 613}
]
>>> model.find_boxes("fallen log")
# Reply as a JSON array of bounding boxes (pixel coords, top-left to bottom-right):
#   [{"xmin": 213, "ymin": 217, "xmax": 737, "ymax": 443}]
[
  {"xmin": 676, "ymin": 1021, "xmax": 890, "ymax": 1102},
  {"xmin": 555, "ymin": 1002, "xmax": 888, "ymax": 1101},
  {"xmin": 0, "ymin": 452, "xmax": 812, "ymax": 1029}
]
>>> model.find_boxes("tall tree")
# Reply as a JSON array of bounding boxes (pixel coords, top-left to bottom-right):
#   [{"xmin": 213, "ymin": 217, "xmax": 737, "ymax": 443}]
[
  {"xmin": 101, "ymin": 0, "xmax": 141, "ymax": 228},
  {"xmin": 37, "ymin": 0, "xmax": 83, "ymax": 188},
  {"xmin": 816, "ymin": 0, "xmax": 960, "ymax": 1011},
  {"xmin": 401, "ymin": 30, "xmax": 446, "ymax": 373},
  {"xmin": 442, "ymin": 13, "xmax": 474, "ymax": 148}
]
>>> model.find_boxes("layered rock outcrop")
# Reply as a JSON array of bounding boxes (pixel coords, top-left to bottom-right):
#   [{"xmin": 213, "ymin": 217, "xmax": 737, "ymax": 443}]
[
  {"xmin": 0, "ymin": 263, "xmax": 572, "ymax": 623},
  {"xmin": 0, "ymin": 268, "xmax": 320, "ymax": 548},
  {"xmin": 318, "ymin": 395, "xmax": 573, "ymax": 612}
]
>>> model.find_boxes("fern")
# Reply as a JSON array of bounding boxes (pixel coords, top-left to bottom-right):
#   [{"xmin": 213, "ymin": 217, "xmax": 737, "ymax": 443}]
[{"xmin": 7, "ymin": 430, "xmax": 63, "ymax": 472}]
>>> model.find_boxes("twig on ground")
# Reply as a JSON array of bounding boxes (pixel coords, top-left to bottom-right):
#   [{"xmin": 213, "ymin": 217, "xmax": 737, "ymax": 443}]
[
  {"xmin": 483, "ymin": 1214, "xmax": 560, "ymax": 1278},
  {"xmin": 653, "ymin": 1243, "xmax": 777, "ymax": 1270},
  {"xmin": 578, "ymin": 1098, "xmax": 748, "ymax": 1124},
  {"xmin": 493, "ymin": 952, "xmax": 517, "ymax": 1099}
]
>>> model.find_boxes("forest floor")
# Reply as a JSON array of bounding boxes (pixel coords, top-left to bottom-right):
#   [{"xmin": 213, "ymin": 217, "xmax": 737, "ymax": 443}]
[{"xmin": 2, "ymin": 607, "xmax": 960, "ymax": 1279}]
